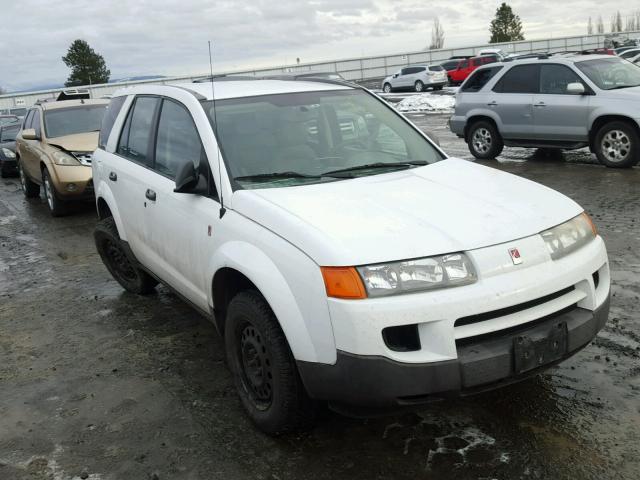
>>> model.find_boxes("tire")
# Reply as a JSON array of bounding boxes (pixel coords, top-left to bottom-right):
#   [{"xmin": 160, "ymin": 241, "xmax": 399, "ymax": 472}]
[
  {"xmin": 467, "ymin": 120, "xmax": 504, "ymax": 159},
  {"xmin": 42, "ymin": 168, "xmax": 67, "ymax": 217},
  {"xmin": 18, "ymin": 160, "xmax": 40, "ymax": 198},
  {"xmin": 225, "ymin": 290, "xmax": 316, "ymax": 435},
  {"xmin": 594, "ymin": 121, "xmax": 640, "ymax": 168},
  {"xmin": 94, "ymin": 217, "xmax": 158, "ymax": 294},
  {"xmin": 383, "ymin": 83, "xmax": 392, "ymax": 93},
  {"xmin": 414, "ymin": 80, "xmax": 424, "ymax": 92}
]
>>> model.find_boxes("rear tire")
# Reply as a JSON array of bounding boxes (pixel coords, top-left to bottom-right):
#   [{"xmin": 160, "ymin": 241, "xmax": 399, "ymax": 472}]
[
  {"xmin": 225, "ymin": 290, "xmax": 316, "ymax": 435},
  {"xmin": 594, "ymin": 121, "xmax": 639, "ymax": 168},
  {"xmin": 414, "ymin": 80, "xmax": 424, "ymax": 92},
  {"xmin": 467, "ymin": 120, "xmax": 504, "ymax": 160},
  {"xmin": 18, "ymin": 160, "xmax": 40, "ymax": 198},
  {"xmin": 94, "ymin": 217, "xmax": 158, "ymax": 294},
  {"xmin": 42, "ymin": 168, "xmax": 67, "ymax": 217}
]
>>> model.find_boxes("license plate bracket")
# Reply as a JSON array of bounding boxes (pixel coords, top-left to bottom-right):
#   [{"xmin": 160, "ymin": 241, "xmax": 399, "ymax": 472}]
[{"xmin": 513, "ymin": 321, "xmax": 568, "ymax": 374}]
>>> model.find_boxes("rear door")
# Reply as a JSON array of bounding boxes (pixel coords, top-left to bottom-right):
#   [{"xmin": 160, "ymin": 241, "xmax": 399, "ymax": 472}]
[
  {"xmin": 490, "ymin": 64, "xmax": 539, "ymax": 138},
  {"xmin": 141, "ymin": 98, "xmax": 220, "ymax": 309},
  {"xmin": 532, "ymin": 64, "xmax": 590, "ymax": 140}
]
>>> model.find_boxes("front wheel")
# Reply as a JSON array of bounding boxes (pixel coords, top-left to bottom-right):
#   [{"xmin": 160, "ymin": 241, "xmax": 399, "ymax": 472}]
[
  {"xmin": 467, "ymin": 121, "xmax": 504, "ymax": 159},
  {"xmin": 383, "ymin": 83, "xmax": 392, "ymax": 93},
  {"xmin": 94, "ymin": 217, "xmax": 158, "ymax": 294},
  {"xmin": 225, "ymin": 290, "xmax": 316, "ymax": 435},
  {"xmin": 18, "ymin": 160, "xmax": 40, "ymax": 198},
  {"xmin": 414, "ymin": 80, "xmax": 424, "ymax": 92},
  {"xmin": 42, "ymin": 168, "xmax": 67, "ymax": 217},
  {"xmin": 594, "ymin": 121, "xmax": 639, "ymax": 168}
]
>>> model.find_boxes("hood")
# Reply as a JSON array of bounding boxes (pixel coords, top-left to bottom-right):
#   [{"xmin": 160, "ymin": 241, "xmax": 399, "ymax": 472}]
[
  {"xmin": 46, "ymin": 131, "xmax": 99, "ymax": 152},
  {"xmin": 599, "ymin": 85, "xmax": 640, "ymax": 100},
  {"xmin": 232, "ymin": 159, "xmax": 582, "ymax": 266}
]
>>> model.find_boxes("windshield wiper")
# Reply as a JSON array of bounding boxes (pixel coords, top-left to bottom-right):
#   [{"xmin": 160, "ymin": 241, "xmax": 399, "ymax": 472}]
[
  {"xmin": 234, "ymin": 171, "xmax": 323, "ymax": 182},
  {"xmin": 321, "ymin": 161, "xmax": 428, "ymax": 177}
]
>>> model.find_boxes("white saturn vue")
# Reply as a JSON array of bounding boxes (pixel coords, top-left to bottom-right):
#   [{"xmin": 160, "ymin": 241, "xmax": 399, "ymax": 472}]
[{"xmin": 91, "ymin": 77, "xmax": 610, "ymax": 435}]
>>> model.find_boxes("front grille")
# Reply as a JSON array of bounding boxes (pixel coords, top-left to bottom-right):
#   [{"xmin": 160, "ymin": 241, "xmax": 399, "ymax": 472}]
[
  {"xmin": 454, "ymin": 286, "xmax": 575, "ymax": 329},
  {"xmin": 72, "ymin": 151, "xmax": 93, "ymax": 166}
]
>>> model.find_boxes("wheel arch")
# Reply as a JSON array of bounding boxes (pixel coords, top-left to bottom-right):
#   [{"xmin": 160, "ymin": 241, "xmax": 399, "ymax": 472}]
[
  {"xmin": 589, "ymin": 114, "xmax": 640, "ymax": 152},
  {"xmin": 464, "ymin": 114, "xmax": 500, "ymax": 142},
  {"xmin": 94, "ymin": 187, "xmax": 127, "ymax": 242}
]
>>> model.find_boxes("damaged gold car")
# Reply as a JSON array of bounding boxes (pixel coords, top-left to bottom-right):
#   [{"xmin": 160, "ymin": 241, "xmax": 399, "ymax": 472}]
[{"xmin": 16, "ymin": 98, "xmax": 108, "ymax": 216}]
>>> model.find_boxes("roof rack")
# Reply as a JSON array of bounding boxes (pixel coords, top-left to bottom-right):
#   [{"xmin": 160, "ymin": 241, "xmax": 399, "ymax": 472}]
[{"xmin": 192, "ymin": 74, "xmax": 258, "ymax": 83}]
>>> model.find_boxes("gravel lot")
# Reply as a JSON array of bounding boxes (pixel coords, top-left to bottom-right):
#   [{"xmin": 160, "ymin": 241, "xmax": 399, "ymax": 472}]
[{"xmin": 1, "ymin": 112, "xmax": 639, "ymax": 480}]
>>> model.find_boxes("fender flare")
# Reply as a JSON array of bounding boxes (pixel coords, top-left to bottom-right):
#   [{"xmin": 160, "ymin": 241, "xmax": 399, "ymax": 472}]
[
  {"xmin": 95, "ymin": 181, "xmax": 128, "ymax": 242},
  {"xmin": 208, "ymin": 240, "xmax": 328, "ymax": 363}
]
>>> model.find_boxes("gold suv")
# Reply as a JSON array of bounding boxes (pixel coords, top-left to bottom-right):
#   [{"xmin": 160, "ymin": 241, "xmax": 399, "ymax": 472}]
[{"xmin": 16, "ymin": 99, "xmax": 108, "ymax": 216}]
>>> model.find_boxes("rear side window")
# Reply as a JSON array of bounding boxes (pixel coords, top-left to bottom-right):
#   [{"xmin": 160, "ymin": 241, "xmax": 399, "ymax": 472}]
[
  {"xmin": 154, "ymin": 99, "xmax": 203, "ymax": 179},
  {"xmin": 117, "ymin": 96, "xmax": 160, "ymax": 166},
  {"xmin": 461, "ymin": 66, "xmax": 504, "ymax": 92},
  {"xmin": 99, "ymin": 96, "xmax": 127, "ymax": 149},
  {"xmin": 494, "ymin": 65, "xmax": 539, "ymax": 93}
]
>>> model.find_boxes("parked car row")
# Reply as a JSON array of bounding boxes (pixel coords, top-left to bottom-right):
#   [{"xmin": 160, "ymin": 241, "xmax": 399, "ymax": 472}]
[
  {"xmin": 7, "ymin": 74, "xmax": 612, "ymax": 436},
  {"xmin": 450, "ymin": 53, "xmax": 640, "ymax": 167}
]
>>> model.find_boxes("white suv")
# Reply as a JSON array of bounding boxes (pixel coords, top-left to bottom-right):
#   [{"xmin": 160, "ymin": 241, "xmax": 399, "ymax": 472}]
[
  {"xmin": 93, "ymin": 79, "xmax": 610, "ymax": 434},
  {"xmin": 382, "ymin": 65, "xmax": 447, "ymax": 92}
]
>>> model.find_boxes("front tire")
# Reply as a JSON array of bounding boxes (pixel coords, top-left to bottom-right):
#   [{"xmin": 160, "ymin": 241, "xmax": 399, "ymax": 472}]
[
  {"xmin": 225, "ymin": 290, "xmax": 316, "ymax": 435},
  {"xmin": 594, "ymin": 121, "xmax": 639, "ymax": 168},
  {"xmin": 383, "ymin": 83, "xmax": 392, "ymax": 93},
  {"xmin": 94, "ymin": 217, "xmax": 158, "ymax": 294},
  {"xmin": 467, "ymin": 120, "xmax": 504, "ymax": 159},
  {"xmin": 42, "ymin": 168, "xmax": 67, "ymax": 217},
  {"xmin": 18, "ymin": 160, "xmax": 40, "ymax": 198},
  {"xmin": 414, "ymin": 80, "xmax": 424, "ymax": 92}
]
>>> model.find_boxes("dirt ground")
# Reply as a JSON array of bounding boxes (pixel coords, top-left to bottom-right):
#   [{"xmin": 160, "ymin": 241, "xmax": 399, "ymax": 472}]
[{"xmin": 1, "ymin": 114, "xmax": 639, "ymax": 480}]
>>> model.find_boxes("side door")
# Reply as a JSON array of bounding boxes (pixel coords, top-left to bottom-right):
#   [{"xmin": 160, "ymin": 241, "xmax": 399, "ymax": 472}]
[
  {"xmin": 111, "ymin": 95, "xmax": 162, "ymax": 262},
  {"xmin": 532, "ymin": 64, "xmax": 591, "ymax": 141},
  {"xmin": 488, "ymin": 64, "xmax": 539, "ymax": 138},
  {"xmin": 395, "ymin": 67, "xmax": 413, "ymax": 88},
  {"xmin": 451, "ymin": 59, "xmax": 469, "ymax": 83},
  {"xmin": 142, "ymin": 98, "xmax": 221, "ymax": 310},
  {"xmin": 24, "ymin": 109, "xmax": 45, "ymax": 181}
]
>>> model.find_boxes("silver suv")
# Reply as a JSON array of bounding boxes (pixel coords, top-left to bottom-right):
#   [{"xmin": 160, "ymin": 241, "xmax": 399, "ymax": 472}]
[
  {"xmin": 382, "ymin": 65, "xmax": 447, "ymax": 93},
  {"xmin": 449, "ymin": 55, "xmax": 640, "ymax": 168}
]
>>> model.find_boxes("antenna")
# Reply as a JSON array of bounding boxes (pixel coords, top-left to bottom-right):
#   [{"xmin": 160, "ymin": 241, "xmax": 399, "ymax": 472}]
[{"xmin": 209, "ymin": 40, "xmax": 226, "ymax": 219}]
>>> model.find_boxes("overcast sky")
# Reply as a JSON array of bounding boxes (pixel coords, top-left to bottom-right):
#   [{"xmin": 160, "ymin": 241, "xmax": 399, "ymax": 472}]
[{"xmin": 1, "ymin": 0, "xmax": 633, "ymax": 92}]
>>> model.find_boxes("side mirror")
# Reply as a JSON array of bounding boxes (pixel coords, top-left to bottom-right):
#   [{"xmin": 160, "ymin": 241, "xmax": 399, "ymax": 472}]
[
  {"xmin": 22, "ymin": 128, "xmax": 38, "ymax": 140},
  {"xmin": 566, "ymin": 82, "xmax": 585, "ymax": 95},
  {"xmin": 174, "ymin": 161, "xmax": 208, "ymax": 195},
  {"xmin": 393, "ymin": 73, "xmax": 399, "ymax": 78}
]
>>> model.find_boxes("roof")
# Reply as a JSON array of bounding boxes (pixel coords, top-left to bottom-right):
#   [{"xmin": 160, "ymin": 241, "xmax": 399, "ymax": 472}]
[
  {"xmin": 38, "ymin": 98, "xmax": 110, "ymax": 111},
  {"xmin": 114, "ymin": 79, "xmax": 353, "ymax": 101}
]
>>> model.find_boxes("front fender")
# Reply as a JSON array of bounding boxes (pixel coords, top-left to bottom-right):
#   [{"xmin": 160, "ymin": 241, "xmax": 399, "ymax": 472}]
[
  {"xmin": 209, "ymin": 240, "xmax": 336, "ymax": 364},
  {"xmin": 95, "ymin": 180, "xmax": 127, "ymax": 242}
]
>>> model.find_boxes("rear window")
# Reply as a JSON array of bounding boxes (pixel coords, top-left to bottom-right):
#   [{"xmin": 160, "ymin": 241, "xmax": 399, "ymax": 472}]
[
  {"xmin": 461, "ymin": 67, "xmax": 504, "ymax": 92},
  {"xmin": 429, "ymin": 66, "xmax": 444, "ymax": 72},
  {"xmin": 493, "ymin": 65, "xmax": 539, "ymax": 93},
  {"xmin": 99, "ymin": 96, "xmax": 127, "ymax": 149}
]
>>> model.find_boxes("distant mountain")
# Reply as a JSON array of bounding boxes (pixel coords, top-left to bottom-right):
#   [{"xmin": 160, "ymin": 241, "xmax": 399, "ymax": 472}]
[{"xmin": 4, "ymin": 75, "xmax": 166, "ymax": 95}]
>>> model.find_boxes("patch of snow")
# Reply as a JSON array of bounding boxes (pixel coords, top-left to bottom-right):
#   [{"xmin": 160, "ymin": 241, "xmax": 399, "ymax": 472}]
[{"xmin": 395, "ymin": 93, "xmax": 455, "ymax": 113}]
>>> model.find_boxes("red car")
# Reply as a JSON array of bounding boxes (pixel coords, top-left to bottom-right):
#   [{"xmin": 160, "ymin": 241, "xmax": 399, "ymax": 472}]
[{"xmin": 447, "ymin": 55, "xmax": 498, "ymax": 85}]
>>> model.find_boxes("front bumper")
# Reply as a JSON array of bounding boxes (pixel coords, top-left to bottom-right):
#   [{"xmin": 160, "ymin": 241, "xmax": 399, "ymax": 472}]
[
  {"xmin": 49, "ymin": 164, "xmax": 94, "ymax": 198},
  {"xmin": 298, "ymin": 295, "xmax": 609, "ymax": 407},
  {"xmin": 0, "ymin": 157, "xmax": 17, "ymax": 172}
]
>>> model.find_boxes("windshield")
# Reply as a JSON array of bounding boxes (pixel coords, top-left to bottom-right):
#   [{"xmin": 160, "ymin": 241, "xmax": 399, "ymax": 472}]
[
  {"xmin": 202, "ymin": 89, "xmax": 443, "ymax": 189},
  {"xmin": 576, "ymin": 57, "xmax": 640, "ymax": 90},
  {"xmin": 1, "ymin": 125, "xmax": 19, "ymax": 142},
  {"xmin": 43, "ymin": 105, "xmax": 107, "ymax": 138}
]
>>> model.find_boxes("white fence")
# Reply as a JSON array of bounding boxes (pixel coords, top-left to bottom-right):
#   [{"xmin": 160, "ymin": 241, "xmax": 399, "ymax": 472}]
[{"xmin": 1, "ymin": 31, "xmax": 639, "ymax": 110}]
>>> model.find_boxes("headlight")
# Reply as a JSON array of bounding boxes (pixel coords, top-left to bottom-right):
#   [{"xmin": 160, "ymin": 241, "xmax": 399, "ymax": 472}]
[
  {"xmin": 356, "ymin": 253, "xmax": 477, "ymax": 298},
  {"xmin": 52, "ymin": 151, "xmax": 80, "ymax": 166},
  {"xmin": 1, "ymin": 147, "xmax": 15, "ymax": 158},
  {"xmin": 540, "ymin": 212, "xmax": 597, "ymax": 260}
]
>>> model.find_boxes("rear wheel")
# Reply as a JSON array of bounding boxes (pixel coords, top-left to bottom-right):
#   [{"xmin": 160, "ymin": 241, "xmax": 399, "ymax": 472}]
[
  {"xmin": 414, "ymin": 80, "xmax": 424, "ymax": 92},
  {"xmin": 94, "ymin": 217, "xmax": 158, "ymax": 294},
  {"xmin": 467, "ymin": 121, "xmax": 504, "ymax": 159},
  {"xmin": 42, "ymin": 168, "xmax": 67, "ymax": 217},
  {"xmin": 18, "ymin": 160, "xmax": 40, "ymax": 198},
  {"xmin": 225, "ymin": 290, "xmax": 316, "ymax": 435},
  {"xmin": 383, "ymin": 83, "xmax": 392, "ymax": 93},
  {"xmin": 594, "ymin": 121, "xmax": 639, "ymax": 168}
]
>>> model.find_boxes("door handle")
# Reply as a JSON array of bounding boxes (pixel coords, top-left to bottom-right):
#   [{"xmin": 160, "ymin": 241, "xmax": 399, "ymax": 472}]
[
  {"xmin": 487, "ymin": 101, "xmax": 498, "ymax": 106},
  {"xmin": 109, "ymin": 171, "xmax": 117, "ymax": 181},
  {"xmin": 534, "ymin": 102, "xmax": 546, "ymax": 107},
  {"xmin": 145, "ymin": 189, "xmax": 156, "ymax": 201}
]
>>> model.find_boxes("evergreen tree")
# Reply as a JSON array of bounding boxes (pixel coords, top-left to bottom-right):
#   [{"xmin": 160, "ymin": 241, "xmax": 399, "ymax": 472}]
[
  {"xmin": 62, "ymin": 40, "xmax": 110, "ymax": 87},
  {"xmin": 489, "ymin": 3, "xmax": 524, "ymax": 43}
]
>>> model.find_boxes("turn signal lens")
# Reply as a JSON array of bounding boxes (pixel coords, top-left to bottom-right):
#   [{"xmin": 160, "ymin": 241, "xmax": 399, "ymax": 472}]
[
  {"xmin": 582, "ymin": 212, "xmax": 597, "ymax": 236},
  {"xmin": 320, "ymin": 266, "xmax": 367, "ymax": 299}
]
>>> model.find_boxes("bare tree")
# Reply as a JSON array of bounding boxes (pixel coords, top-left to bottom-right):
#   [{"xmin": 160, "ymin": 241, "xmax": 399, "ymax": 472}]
[
  {"xmin": 626, "ymin": 17, "xmax": 636, "ymax": 31},
  {"xmin": 587, "ymin": 16, "xmax": 593, "ymax": 34},
  {"xmin": 611, "ymin": 11, "xmax": 623, "ymax": 32},
  {"xmin": 596, "ymin": 15, "xmax": 605, "ymax": 33},
  {"xmin": 429, "ymin": 17, "xmax": 445, "ymax": 50},
  {"xmin": 635, "ymin": 10, "xmax": 640, "ymax": 30}
]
